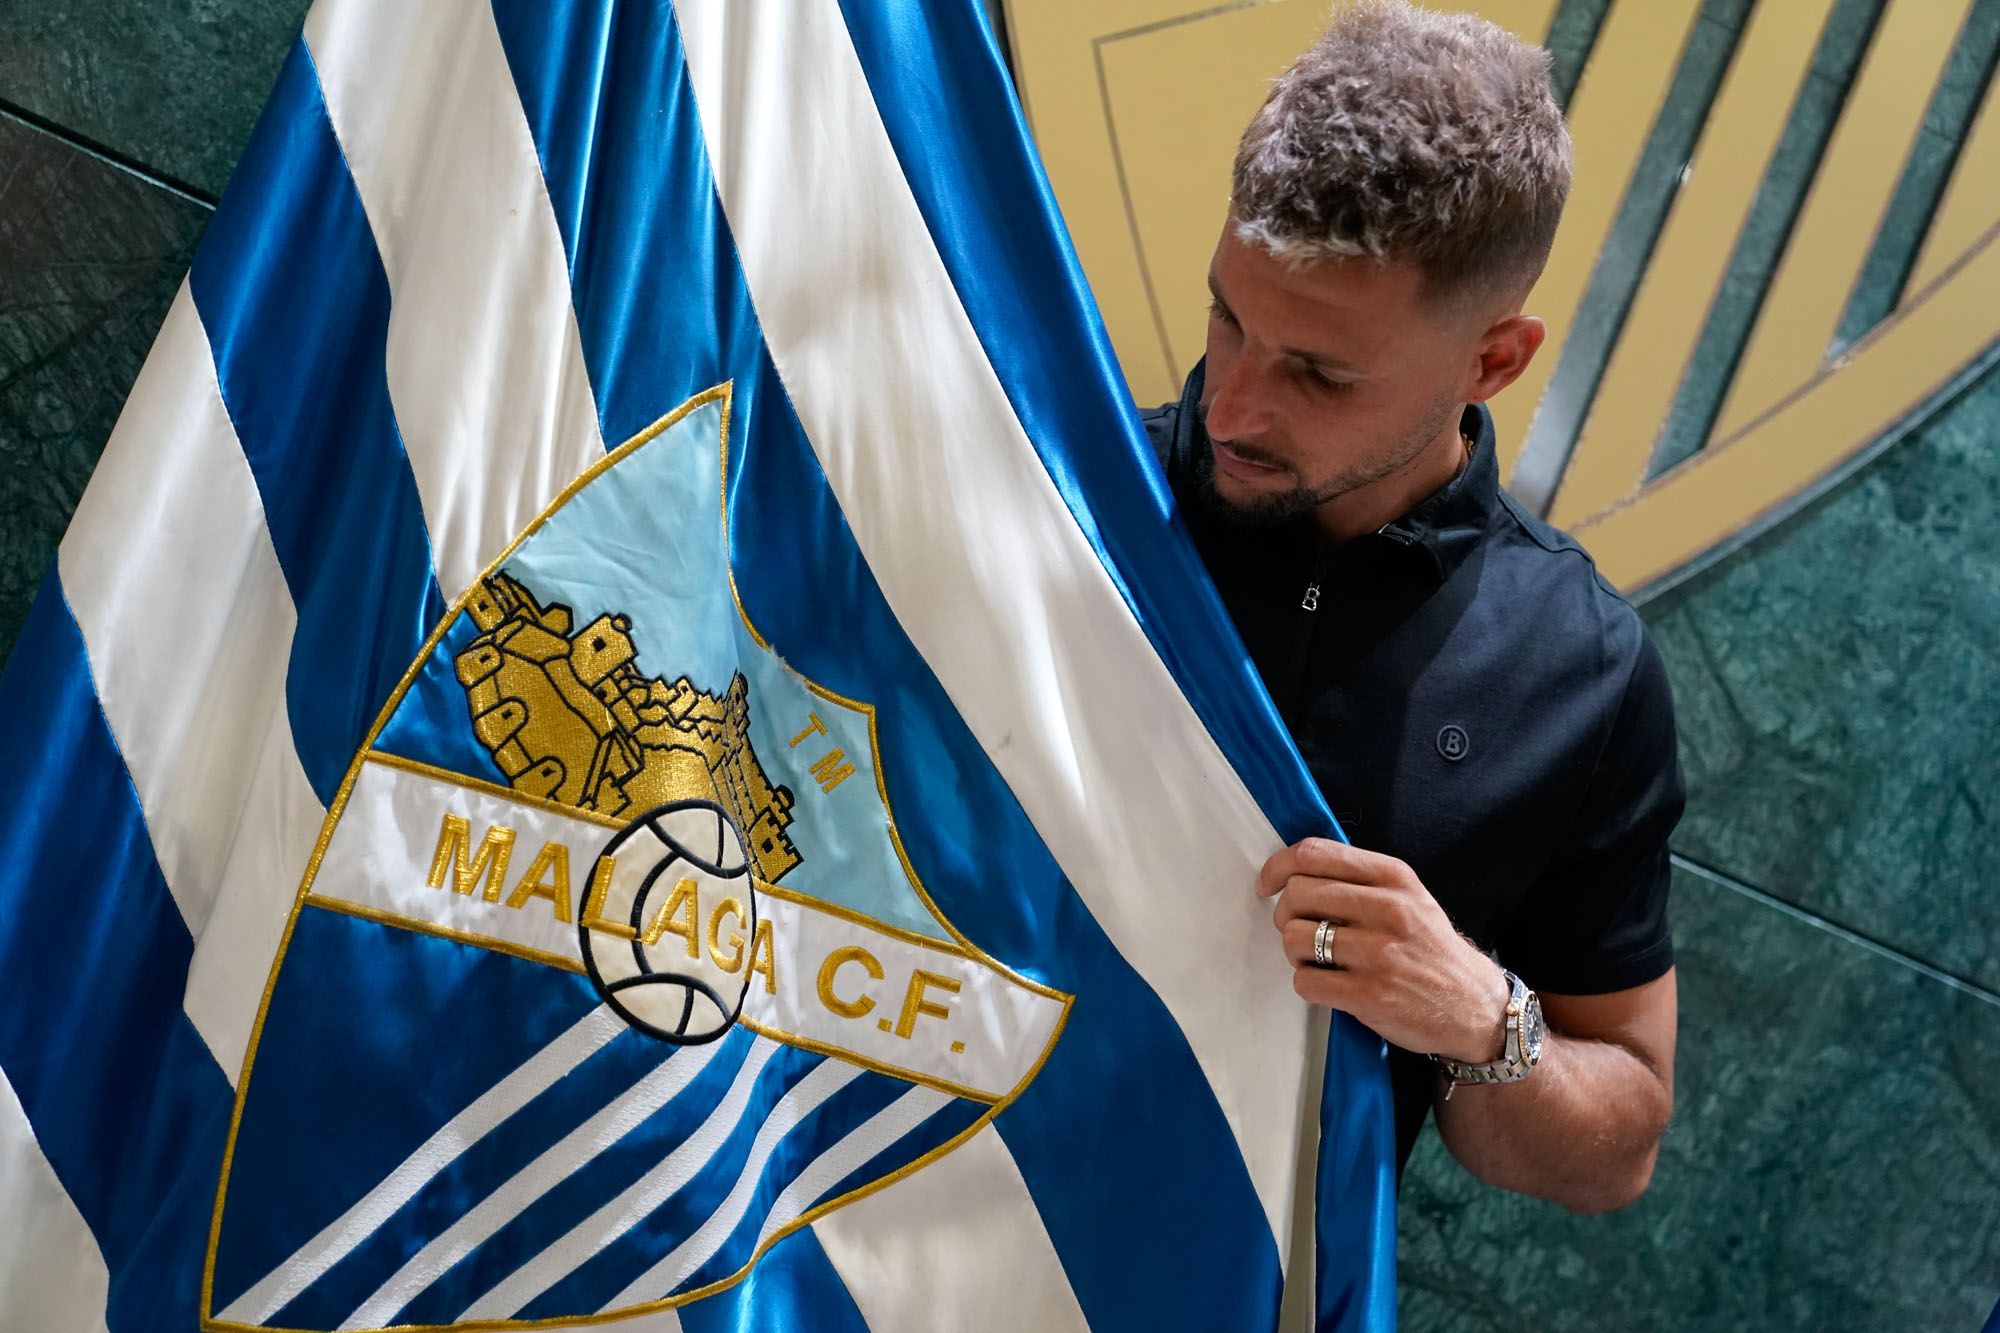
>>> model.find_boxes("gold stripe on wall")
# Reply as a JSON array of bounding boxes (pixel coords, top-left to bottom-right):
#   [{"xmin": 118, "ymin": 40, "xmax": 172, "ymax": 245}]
[
  {"xmin": 1576, "ymin": 226, "xmax": 2000, "ymax": 590},
  {"xmin": 1549, "ymin": 0, "xmax": 1838, "ymax": 531},
  {"xmin": 1713, "ymin": 0, "xmax": 1974, "ymax": 441},
  {"xmin": 1907, "ymin": 61, "xmax": 2000, "ymax": 295},
  {"xmin": 1502, "ymin": 0, "xmax": 1704, "ymax": 480}
]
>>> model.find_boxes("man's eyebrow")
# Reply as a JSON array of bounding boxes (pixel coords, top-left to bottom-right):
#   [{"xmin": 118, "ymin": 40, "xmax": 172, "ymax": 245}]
[
  {"xmin": 1209, "ymin": 269, "xmax": 1366, "ymax": 375},
  {"xmin": 1284, "ymin": 345, "xmax": 1364, "ymax": 375}
]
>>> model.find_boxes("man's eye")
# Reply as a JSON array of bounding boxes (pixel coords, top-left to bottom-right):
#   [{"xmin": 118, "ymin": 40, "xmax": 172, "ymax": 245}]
[
  {"xmin": 1305, "ymin": 365, "xmax": 1352, "ymax": 393},
  {"xmin": 1207, "ymin": 298, "xmax": 1238, "ymax": 327}
]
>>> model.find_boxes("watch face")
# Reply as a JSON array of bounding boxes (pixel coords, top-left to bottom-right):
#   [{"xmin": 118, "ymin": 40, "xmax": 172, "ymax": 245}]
[{"xmin": 1523, "ymin": 995, "xmax": 1546, "ymax": 1063}]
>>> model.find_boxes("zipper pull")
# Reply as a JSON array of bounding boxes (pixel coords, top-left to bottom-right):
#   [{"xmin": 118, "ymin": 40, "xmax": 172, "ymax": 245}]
[{"xmin": 1300, "ymin": 581, "xmax": 1321, "ymax": 612}]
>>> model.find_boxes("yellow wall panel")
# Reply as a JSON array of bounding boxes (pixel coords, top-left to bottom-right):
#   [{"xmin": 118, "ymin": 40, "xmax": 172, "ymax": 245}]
[
  {"xmin": 1908, "ymin": 57, "xmax": 2000, "ymax": 295},
  {"xmin": 1714, "ymin": 0, "xmax": 1974, "ymax": 441},
  {"xmin": 1503, "ymin": 0, "xmax": 1702, "ymax": 477},
  {"xmin": 1548, "ymin": 0, "xmax": 1837, "ymax": 530}
]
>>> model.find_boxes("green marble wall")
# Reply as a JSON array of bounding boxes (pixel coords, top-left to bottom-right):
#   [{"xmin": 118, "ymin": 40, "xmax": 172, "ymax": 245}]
[{"xmin": 0, "ymin": 1, "xmax": 1994, "ymax": 1330}]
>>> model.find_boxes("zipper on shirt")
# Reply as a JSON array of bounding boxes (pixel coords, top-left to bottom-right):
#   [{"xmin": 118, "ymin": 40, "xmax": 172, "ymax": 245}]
[{"xmin": 1282, "ymin": 561, "xmax": 1325, "ymax": 717}]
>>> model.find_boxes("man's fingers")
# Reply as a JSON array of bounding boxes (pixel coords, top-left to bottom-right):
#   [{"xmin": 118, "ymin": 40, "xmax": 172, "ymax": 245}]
[
  {"xmin": 1257, "ymin": 837, "xmax": 1414, "ymax": 896},
  {"xmin": 1290, "ymin": 960, "xmax": 1363, "ymax": 1009},
  {"xmin": 1281, "ymin": 918, "xmax": 1382, "ymax": 971},
  {"xmin": 1270, "ymin": 876, "xmax": 1398, "ymax": 930},
  {"xmin": 1270, "ymin": 876, "xmax": 1351, "ymax": 929}
]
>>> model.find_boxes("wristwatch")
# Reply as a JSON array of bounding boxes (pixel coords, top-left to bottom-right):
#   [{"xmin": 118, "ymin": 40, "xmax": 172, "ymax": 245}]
[{"xmin": 1430, "ymin": 968, "xmax": 1544, "ymax": 1095}]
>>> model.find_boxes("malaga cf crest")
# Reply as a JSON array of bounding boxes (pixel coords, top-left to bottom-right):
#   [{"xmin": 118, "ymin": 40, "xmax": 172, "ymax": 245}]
[{"xmin": 201, "ymin": 386, "xmax": 1071, "ymax": 1330}]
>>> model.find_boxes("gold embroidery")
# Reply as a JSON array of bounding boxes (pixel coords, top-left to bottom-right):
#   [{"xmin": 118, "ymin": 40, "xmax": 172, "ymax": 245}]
[
  {"xmin": 504, "ymin": 840, "xmax": 575, "ymax": 923},
  {"xmin": 456, "ymin": 571, "xmax": 802, "ymax": 885},
  {"xmin": 805, "ymin": 747, "xmax": 856, "ymax": 794},
  {"xmin": 747, "ymin": 918, "xmax": 777, "ymax": 995},
  {"xmin": 640, "ymin": 877, "xmax": 701, "ymax": 955},
  {"xmin": 788, "ymin": 712, "xmax": 828, "ymax": 748},
  {"xmin": 578, "ymin": 854, "xmax": 634, "ymax": 940},
  {"xmin": 817, "ymin": 945, "xmax": 883, "ymax": 1020},
  {"xmin": 893, "ymin": 968, "xmax": 961, "ymax": 1041},
  {"xmin": 707, "ymin": 895, "xmax": 748, "ymax": 973},
  {"xmin": 424, "ymin": 812, "xmax": 516, "ymax": 904}
]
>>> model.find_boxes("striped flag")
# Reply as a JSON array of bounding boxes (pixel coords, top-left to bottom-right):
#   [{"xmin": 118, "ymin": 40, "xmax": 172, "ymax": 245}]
[{"xmin": 0, "ymin": 3, "xmax": 1396, "ymax": 1329}]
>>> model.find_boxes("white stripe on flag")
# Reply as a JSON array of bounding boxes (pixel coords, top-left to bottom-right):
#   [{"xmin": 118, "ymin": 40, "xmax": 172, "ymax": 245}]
[
  {"xmin": 179, "ymin": 715, "xmax": 329, "ymax": 1081},
  {"xmin": 600, "ymin": 1059, "xmax": 872, "ymax": 1310},
  {"xmin": 56, "ymin": 283, "xmax": 324, "ymax": 1079},
  {"xmin": 673, "ymin": 0, "xmax": 1310, "ymax": 1249},
  {"xmin": 343, "ymin": 1033, "xmax": 737, "ymax": 1331},
  {"xmin": 0, "ymin": 1067, "xmax": 111, "ymax": 1333},
  {"xmin": 217, "ymin": 1005, "xmax": 626, "ymax": 1327},
  {"xmin": 458, "ymin": 1043, "xmax": 846, "ymax": 1321},
  {"xmin": 758, "ymin": 1085, "xmax": 951, "ymax": 1248},
  {"xmin": 812, "ymin": 1123, "xmax": 1089, "ymax": 1333},
  {"xmin": 302, "ymin": 0, "xmax": 604, "ymax": 600}
]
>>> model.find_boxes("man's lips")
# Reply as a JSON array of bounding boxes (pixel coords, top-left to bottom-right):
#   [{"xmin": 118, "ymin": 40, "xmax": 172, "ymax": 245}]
[{"xmin": 1212, "ymin": 442, "xmax": 1286, "ymax": 482}]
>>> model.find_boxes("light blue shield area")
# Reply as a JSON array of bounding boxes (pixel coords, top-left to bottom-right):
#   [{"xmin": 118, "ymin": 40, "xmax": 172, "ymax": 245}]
[
  {"xmin": 372, "ymin": 398, "xmax": 949, "ymax": 944},
  {"xmin": 207, "ymin": 904, "xmax": 609, "ymax": 1315}
]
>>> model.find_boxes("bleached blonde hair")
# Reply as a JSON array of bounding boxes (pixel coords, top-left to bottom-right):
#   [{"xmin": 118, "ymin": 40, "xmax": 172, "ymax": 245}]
[{"xmin": 1231, "ymin": 0, "xmax": 1573, "ymax": 304}]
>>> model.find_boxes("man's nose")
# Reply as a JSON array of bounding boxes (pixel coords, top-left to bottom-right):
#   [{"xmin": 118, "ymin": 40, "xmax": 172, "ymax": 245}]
[{"xmin": 1201, "ymin": 352, "xmax": 1273, "ymax": 443}]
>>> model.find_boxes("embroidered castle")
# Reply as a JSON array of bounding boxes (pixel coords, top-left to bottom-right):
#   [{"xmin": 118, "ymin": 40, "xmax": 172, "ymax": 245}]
[{"xmin": 454, "ymin": 571, "xmax": 801, "ymax": 885}]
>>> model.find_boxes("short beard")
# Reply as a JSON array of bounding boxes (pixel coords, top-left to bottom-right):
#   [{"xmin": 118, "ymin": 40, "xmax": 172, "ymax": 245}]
[{"xmin": 1191, "ymin": 394, "xmax": 1461, "ymax": 531}]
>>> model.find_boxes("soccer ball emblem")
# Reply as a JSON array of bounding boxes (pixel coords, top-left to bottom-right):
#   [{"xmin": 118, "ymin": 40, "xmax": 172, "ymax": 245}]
[{"xmin": 580, "ymin": 800, "xmax": 758, "ymax": 1044}]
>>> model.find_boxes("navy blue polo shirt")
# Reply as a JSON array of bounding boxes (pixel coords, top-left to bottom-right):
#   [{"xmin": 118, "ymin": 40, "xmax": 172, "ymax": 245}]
[{"xmin": 1144, "ymin": 362, "xmax": 1683, "ymax": 1172}]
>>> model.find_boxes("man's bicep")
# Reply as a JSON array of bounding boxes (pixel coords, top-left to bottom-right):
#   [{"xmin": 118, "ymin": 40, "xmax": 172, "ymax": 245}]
[{"xmin": 1542, "ymin": 967, "xmax": 1677, "ymax": 1086}]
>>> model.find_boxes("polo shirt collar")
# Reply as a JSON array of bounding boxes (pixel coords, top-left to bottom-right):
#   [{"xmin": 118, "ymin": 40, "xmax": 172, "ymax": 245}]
[
  {"xmin": 1374, "ymin": 399, "xmax": 1500, "ymax": 585},
  {"xmin": 1176, "ymin": 359, "xmax": 1501, "ymax": 587}
]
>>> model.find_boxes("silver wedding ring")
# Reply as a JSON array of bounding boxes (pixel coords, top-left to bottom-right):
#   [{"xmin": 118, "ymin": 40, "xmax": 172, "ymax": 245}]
[{"xmin": 1312, "ymin": 919, "xmax": 1337, "ymax": 969}]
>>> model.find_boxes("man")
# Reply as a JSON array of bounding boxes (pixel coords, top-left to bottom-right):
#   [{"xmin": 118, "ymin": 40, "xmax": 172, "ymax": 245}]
[{"xmin": 1144, "ymin": 0, "xmax": 1681, "ymax": 1212}]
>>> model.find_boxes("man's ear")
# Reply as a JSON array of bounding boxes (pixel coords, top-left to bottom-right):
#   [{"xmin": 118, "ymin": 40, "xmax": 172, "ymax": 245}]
[{"xmin": 1466, "ymin": 315, "xmax": 1546, "ymax": 403}]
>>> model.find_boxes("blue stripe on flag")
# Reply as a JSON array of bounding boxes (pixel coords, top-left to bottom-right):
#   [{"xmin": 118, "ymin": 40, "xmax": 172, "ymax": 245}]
[
  {"xmin": 1318, "ymin": 1022, "xmax": 1399, "ymax": 1328},
  {"xmin": 675, "ymin": 1068, "xmax": 941, "ymax": 1297},
  {"xmin": 213, "ymin": 907, "xmax": 618, "ymax": 1321},
  {"xmin": 516, "ymin": 1041, "xmax": 842, "ymax": 1317},
  {"xmin": 0, "ymin": 574, "xmax": 235, "ymax": 1330},
  {"xmin": 675, "ymin": 1229, "xmax": 872, "ymax": 1333},
  {"xmin": 830, "ymin": 0, "xmax": 1337, "ymax": 848},
  {"xmin": 189, "ymin": 40, "xmax": 445, "ymax": 806},
  {"xmin": 382, "ymin": 1026, "xmax": 760, "ymax": 1329},
  {"xmin": 485, "ymin": 3, "xmax": 1289, "ymax": 1326},
  {"xmin": 487, "ymin": 0, "xmax": 737, "ymax": 445}
]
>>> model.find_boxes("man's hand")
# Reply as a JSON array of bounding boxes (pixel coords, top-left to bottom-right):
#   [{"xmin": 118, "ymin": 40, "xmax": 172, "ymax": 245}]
[
  {"xmin": 1255, "ymin": 837, "xmax": 1509, "ymax": 1062},
  {"xmin": 1255, "ymin": 835, "xmax": 1677, "ymax": 1213}
]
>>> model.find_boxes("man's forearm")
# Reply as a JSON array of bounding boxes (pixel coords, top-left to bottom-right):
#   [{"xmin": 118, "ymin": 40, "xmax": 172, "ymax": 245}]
[{"xmin": 1431, "ymin": 1028, "xmax": 1671, "ymax": 1213}]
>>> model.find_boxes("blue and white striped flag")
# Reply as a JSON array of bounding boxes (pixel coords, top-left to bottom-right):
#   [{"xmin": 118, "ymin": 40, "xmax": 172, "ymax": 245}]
[{"xmin": 0, "ymin": 3, "xmax": 1396, "ymax": 1329}]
